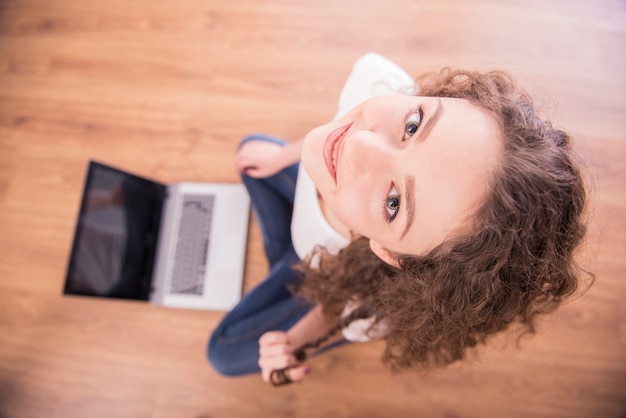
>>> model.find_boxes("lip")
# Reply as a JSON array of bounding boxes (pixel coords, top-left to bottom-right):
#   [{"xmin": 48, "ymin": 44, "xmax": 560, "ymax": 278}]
[{"xmin": 323, "ymin": 121, "xmax": 354, "ymax": 183}]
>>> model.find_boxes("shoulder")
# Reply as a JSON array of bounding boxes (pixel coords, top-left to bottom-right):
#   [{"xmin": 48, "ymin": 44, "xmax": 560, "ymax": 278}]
[{"xmin": 335, "ymin": 53, "xmax": 417, "ymax": 119}]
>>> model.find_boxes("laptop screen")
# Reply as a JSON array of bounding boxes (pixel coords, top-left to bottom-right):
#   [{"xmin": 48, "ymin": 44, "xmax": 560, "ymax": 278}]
[{"xmin": 64, "ymin": 161, "xmax": 166, "ymax": 301}]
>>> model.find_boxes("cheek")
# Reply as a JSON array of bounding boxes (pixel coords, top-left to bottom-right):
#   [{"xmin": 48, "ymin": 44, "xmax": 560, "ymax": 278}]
[
  {"xmin": 301, "ymin": 126, "xmax": 327, "ymax": 178},
  {"xmin": 303, "ymin": 124, "xmax": 326, "ymax": 145},
  {"xmin": 302, "ymin": 127, "xmax": 322, "ymax": 159},
  {"xmin": 328, "ymin": 186, "xmax": 372, "ymax": 233}
]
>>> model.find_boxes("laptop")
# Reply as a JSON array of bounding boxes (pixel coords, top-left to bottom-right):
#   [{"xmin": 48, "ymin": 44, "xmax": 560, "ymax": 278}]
[{"xmin": 64, "ymin": 160, "xmax": 250, "ymax": 311}]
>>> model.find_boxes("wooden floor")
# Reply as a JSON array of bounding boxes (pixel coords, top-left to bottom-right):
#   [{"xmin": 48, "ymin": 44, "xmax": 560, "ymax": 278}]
[{"xmin": 1, "ymin": 0, "xmax": 625, "ymax": 417}]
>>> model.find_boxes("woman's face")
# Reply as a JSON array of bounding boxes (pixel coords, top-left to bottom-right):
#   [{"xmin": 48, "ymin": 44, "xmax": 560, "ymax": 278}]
[{"xmin": 302, "ymin": 95, "xmax": 502, "ymax": 261}]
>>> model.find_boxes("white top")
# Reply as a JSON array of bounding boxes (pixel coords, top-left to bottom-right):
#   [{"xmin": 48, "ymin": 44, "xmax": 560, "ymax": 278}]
[{"xmin": 290, "ymin": 53, "xmax": 416, "ymax": 341}]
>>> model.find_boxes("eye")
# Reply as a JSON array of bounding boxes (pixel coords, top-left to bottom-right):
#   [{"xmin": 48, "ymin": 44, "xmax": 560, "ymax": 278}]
[
  {"xmin": 403, "ymin": 106, "xmax": 424, "ymax": 141},
  {"xmin": 384, "ymin": 184, "xmax": 401, "ymax": 223}
]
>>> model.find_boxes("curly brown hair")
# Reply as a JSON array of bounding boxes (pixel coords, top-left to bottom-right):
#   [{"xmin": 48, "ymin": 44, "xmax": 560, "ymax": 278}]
[{"xmin": 296, "ymin": 69, "xmax": 591, "ymax": 372}]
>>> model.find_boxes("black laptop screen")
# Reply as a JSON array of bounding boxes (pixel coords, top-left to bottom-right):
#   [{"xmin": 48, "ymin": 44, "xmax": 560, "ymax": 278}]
[{"xmin": 64, "ymin": 161, "xmax": 166, "ymax": 301}]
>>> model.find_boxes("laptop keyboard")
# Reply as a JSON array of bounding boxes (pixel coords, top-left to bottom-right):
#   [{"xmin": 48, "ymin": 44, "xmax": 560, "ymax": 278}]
[{"xmin": 169, "ymin": 194, "xmax": 215, "ymax": 295}]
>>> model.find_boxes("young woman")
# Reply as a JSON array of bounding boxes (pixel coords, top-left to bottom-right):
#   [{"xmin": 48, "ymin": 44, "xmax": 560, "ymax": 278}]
[{"xmin": 207, "ymin": 54, "xmax": 589, "ymax": 386}]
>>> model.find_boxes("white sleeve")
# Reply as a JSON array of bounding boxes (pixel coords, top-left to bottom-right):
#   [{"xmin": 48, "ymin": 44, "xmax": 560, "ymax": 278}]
[
  {"xmin": 340, "ymin": 301, "xmax": 389, "ymax": 342},
  {"xmin": 333, "ymin": 53, "xmax": 417, "ymax": 120}
]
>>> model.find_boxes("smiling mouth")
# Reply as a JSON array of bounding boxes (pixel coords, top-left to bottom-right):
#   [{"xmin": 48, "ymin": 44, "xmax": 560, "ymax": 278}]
[{"xmin": 323, "ymin": 121, "xmax": 353, "ymax": 183}]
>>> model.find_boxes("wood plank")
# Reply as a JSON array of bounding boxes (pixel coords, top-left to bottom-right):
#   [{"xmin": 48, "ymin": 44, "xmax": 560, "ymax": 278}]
[{"xmin": 1, "ymin": 0, "xmax": 624, "ymax": 416}]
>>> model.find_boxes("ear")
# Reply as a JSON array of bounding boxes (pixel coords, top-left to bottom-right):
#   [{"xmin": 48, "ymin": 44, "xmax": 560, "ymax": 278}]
[{"xmin": 369, "ymin": 239, "xmax": 401, "ymax": 269}]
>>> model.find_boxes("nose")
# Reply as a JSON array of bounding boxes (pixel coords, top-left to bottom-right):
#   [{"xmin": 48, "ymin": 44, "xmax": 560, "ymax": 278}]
[{"xmin": 343, "ymin": 129, "xmax": 392, "ymax": 176}]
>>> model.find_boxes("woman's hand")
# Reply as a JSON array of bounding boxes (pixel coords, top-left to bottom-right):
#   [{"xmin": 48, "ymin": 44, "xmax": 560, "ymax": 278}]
[
  {"xmin": 258, "ymin": 331, "xmax": 310, "ymax": 385},
  {"xmin": 236, "ymin": 139, "xmax": 303, "ymax": 178},
  {"xmin": 236, "ymin": 140, "xmax": 290, "ymax": 178}
]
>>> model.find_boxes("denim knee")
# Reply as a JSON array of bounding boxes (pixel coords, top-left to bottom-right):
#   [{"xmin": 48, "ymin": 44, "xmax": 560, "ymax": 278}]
[
  {"xmin": 206, "ymin": 341, "xmax": 224, "ymax": 376},
  {"xmin": 237, "ymin": 133, "xmax": 288, "ymax": 150},
  {"xmin": 207, "ymin": 328, "xmax": 260, "ymax": 377},
  {"xmin": 207, "ymin": 333, "xmax": 237, "ymax": 376}
]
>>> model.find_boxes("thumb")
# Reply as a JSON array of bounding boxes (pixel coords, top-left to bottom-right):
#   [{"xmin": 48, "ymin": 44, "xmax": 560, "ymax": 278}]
[{"xmin": 284, "ymin": 365, "xmax": 311, "ymax": 383}]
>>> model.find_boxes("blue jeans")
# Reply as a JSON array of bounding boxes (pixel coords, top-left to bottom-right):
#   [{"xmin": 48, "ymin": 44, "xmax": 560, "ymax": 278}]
[{"xmin": 207, "ymin": 134, "xmax": 313, "ymax": 376}]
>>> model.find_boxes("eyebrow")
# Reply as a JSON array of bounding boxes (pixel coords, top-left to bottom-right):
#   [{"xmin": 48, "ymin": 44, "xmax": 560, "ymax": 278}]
[
  {"xmin": 400, "ymin": 175, "xmax": 415, "ymax": 240},
  {"xmin": 400, "ymin": 99, "xmax": 443, "ymax": 240}
]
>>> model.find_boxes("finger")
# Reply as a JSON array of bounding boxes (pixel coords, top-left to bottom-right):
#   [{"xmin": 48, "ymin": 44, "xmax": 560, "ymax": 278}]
[
  {"xmin": 243, "ymin": 168, "xmax": 266, "ymax": 178},
  {"xmin": 241, "ymin": 165, "xmax": 260, "ymax": 176},
  {"xmin": 259, "ymin": 342, "xmax": 292, "ymax": 358},
  {"xmin": 273, "ymin": 365, "xmax": 311, "ymax": 385},
  {"xmin": 259, "ymin": 331, "xmax": 290, "ymax": 346},
  {"xmin": 235, "ymin": 149, "xmax": 259, "ymax": 169},
  {"xmin": 236, "ymin": 161, "xmax": 262, "ymax": 177},
  {"xmin": 259, "ymin": 353, "xmax": 298, "ymax": 381},
  {"xmin": 235, "ymin": 155, "xmax": 264, "ymax": 177},
  {"xmin": 235, "ymin": 154, "xmax": 254, "ymax": 172},
  {"xmin": 287, "ymin": 365, "xmax": 311, "ymax": 383}
]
